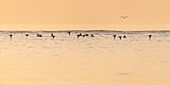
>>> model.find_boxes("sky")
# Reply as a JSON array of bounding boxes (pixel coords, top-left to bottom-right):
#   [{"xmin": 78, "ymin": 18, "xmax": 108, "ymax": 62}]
[{"xmin": 0, "ymin": 0, "xmax": 170, "ymax": 30}]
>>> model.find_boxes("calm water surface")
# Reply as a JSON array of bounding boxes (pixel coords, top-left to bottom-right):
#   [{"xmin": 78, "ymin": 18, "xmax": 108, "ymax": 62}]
[{"xmin": 0, "ymin": 31, "xmax": 170, "ymax": 85}]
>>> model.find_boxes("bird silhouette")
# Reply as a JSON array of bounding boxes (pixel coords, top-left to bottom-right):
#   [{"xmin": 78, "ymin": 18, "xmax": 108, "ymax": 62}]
[
  {"xmin": 25, "ymin": 34, "xmax": 29, "ymax": 37},
  {"xmin": 113, "ymin": 35, "xmax": 117, "ymax": 39},
  {"xmin": 77, "ymin": 33, "xmax": 82, "ymax": 38},
  {"xmin": 68, "ymin": 31, "xmax": 71, "ymax": 35},
  {"xmin": 51, "ymin": 33, "xmax": 55, "ymax": 39},
  {"xmin": 148, "ymin": 35, "xmax": 152, "ymax": 40},
  {"xmin": 118, "ymin": 36, "xmax": 122, "ymax": 40},
  {"xmin": 121, "ymin": 16, "xmax": 129, "ymax": 19},
  {"xmin": 123, "ymin": 35, "xmax": 126, "ymax": 38},
  {"xmin": 36, "ymin": 33, "xmax": 43, "ymax": 37},
  {"xmin": 85, "ymin": 34, "xmax": 89, "ymax": 36},
  {"xmin": 83, "ymin": 34, "xmax": 86, "ymax": 37},
  {"xmin": 9, "ymin": 34, "xmax": 13, "ymax": 38},
  {"xmin": 91, "ymin": 34, "xmax": 94, "ymax": 37}
]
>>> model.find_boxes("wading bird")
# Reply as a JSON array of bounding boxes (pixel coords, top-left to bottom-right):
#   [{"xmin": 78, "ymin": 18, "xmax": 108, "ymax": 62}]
[
  {"xmin": 123, "ymin": 35, "xmax": 126, "ymax": 38},
  {"xmin": 91, "ymin": 34, "xmax": 94, "ymax": 37},
  {"xmin": 51, "ymin": 33, "xmax": 55, "ymax": 39},
  {"xmin": 36, "ymin": 33, "xmax": 42, "ymax": 37},
  {"xmin": 118, "ymin": 36, "xmax": 122, "ymax": 40},
  {"xmin": 85, "ymin": 34, "xmax": 89, "ymax": 36},
  {"xmin": 113, "ymin": 35, "xmax": 117, "ymax": 39},
  {"xmin": 148, "ymin": 35, "xmax": 152, "ymax": 40},
  {"xmin": 25, "ymin": 34, "xmax": 29, "ymax": 37},
  {"xmin": 68, "ymin": 31, "xmax": 71, "ymax": 35},
  {"xmin": 9, "ymin": 34, "xmax": 13, "ymax": 38},
  {"xmin": 77, "ymin": 33, "xmax": 82, "ymax": 38}
]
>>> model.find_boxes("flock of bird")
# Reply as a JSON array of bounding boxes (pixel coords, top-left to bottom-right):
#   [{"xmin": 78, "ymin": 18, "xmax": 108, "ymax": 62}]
[
  {"xmin": 8, "ymin": 16, "xmax": 135, "ymax": 39},
  {"xmin": 8, "ymin": 31, "xmax": 153, "ymax": 40}
]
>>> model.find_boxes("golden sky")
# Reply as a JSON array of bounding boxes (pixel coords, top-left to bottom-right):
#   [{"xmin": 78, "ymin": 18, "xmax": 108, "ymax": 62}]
[{"xmin": 0, "ymin": 0, "xmax": 170, "ymax": 30}]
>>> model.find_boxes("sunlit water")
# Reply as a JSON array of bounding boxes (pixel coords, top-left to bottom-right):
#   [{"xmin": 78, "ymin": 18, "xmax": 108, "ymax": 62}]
[{"xmin": 0, "ymin": 31, "xmax": 170, "ymax": 85}]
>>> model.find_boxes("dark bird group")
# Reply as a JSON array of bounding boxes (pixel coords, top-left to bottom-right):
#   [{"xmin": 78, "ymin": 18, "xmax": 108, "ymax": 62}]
[
  {"xmin": 8, "ymin": 31, "xmax": 72, "ymax": 39},
  {"xmin": 112, "ymin": 34, "xmax": 152, "ymax": 40},
  {"xmin": 36, "ymin": 33, "xmax": 43, "ymax": 37},
  {"xmin": 8, "ymin": 16, "xmax": 153, "ymax": 40},
  {"xmin": 8, "ymin": 31, "xmax": 153, "ymax": 40},
  {"xmin": 77, "ymin": 33, "xmax": 94, "ymax": 38},
  {"xmin": 113, "ymin": 35, "xmax": 127, "ymax": 40}
]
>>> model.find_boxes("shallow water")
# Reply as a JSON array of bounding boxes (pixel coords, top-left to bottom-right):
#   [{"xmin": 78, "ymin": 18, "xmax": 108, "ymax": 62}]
[{"xmin": 0, "ymin": 31, "xmax": 170, "ymax": 85}]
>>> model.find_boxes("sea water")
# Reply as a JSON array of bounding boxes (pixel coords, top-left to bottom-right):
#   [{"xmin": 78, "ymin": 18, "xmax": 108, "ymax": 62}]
[{"xmin": 0, "ymin": 30, "xmax": 170, "ymax": 85}]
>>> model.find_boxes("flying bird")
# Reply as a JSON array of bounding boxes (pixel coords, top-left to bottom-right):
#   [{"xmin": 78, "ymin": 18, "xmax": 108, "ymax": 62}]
[{"xmin": 121, "ymin": 16, "xmax": 129, "ymax": 19}]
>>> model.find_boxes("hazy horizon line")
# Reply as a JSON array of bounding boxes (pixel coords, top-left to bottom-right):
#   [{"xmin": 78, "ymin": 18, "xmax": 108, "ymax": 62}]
[
  {"xmin": 0, "ymin": 29, "xmax": 170, "ymax": 32},
  {"xmin": 0, "ymin": 24, "xmax": 170, "ymax": 31}
]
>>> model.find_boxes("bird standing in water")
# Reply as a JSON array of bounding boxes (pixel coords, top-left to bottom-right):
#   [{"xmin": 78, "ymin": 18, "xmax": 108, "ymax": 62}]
[
  {"xmin": 118, "ymin": 36, "xmax": 122, "ymax": 40},
  {"xmin": 123, "ymin": 35, "xmax": 126, "ymax": 38},
  {"xmin": 9, "ymin": 34, "xmax": 13, "ymax": 38},
  {"xmin": 77, "ymin": 33, "xmax": 82, "ymax": 38},
  {"xmin": 91, "ymin": 34, "xmax": 94, "ymax": 37},
  {"xmin": 83, "ymin": 35, "xmax": 86, "ymax": 37},
  {"xmin": 68, "ymin": 31, "xmax": 71, "ymax": 35},
  {"xmin": 51, "ymin": 33, "xmax": 55, "ymax": 39},
  {"xmin": 25, "ymin": 34, "xmax": 29, "ymax": 37},
  {"xmin": 85, "ymin": 34, "xmax": 89, "ymax": 36},
  {"xmin": 36, "ymin": 33, "xmax": 42, "ymax": 37},
  {"xmin": 113, "ymin": 35, "xmax": 117, "ymax": 39},
  {"xmin": 148, "ymin": 35, "xmax": 152, "ymax": 40}
]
